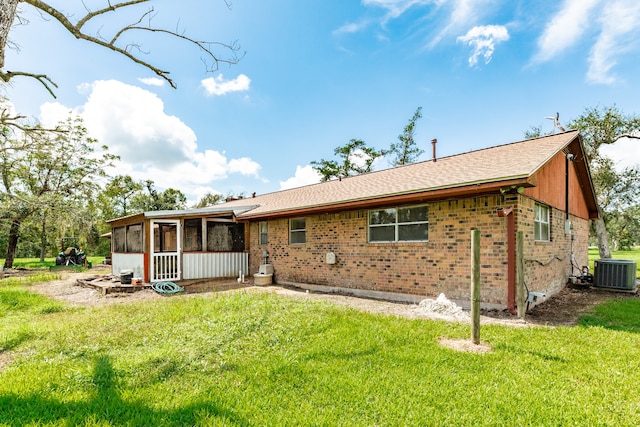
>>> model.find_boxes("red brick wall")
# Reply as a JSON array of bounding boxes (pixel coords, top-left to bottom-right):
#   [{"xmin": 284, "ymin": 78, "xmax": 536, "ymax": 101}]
[
  {"xmin": 248, "ymin": 194, "xmax": 590, "ymax": 306},
  {"xmin": 516, "ymin": 196, "xmax": 589, "ymax": 298}
]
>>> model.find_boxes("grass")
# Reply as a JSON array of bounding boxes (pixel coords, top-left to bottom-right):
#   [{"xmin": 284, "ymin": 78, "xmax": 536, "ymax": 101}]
[
  {"xmin": 1, "ymin": 257, "xmax": 105, "ymax": 269},
  {"xmin": 588, "ymin": 247, "xmax": 640, "ymax": 275},
  {"xmin": 1, "ymin": 273, "xmax": 640, "ymax": 426}
]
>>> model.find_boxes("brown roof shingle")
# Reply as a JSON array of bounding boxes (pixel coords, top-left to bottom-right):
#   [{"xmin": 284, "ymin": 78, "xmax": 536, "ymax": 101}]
[{"xmin": 227, "ymin": 130, "xmax": 582, "ymax": 219}]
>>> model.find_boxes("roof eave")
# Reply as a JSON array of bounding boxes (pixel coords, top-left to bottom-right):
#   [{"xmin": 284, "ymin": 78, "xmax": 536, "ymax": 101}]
[{"xmin": 237, "ymin": 177, "xmax": 533, "ymax": 220}]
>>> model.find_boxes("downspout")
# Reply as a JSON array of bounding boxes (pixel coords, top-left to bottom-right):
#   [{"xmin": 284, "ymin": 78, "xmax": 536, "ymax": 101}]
[
  {"xmin": 565, "ymin": 154, "xmax": 571, "ymax": 220},
  {"xmin": 497, "ymin": 207, "xmax": 517, "ymax": 315},
  {"xmin": 566, "ymin": 152, "xmax": 575, "ymax": 273}
]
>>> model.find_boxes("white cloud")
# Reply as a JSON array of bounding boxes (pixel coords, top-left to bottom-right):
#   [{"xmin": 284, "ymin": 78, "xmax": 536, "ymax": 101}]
[
  {"xmin": 41, "ymin": 79, "xmax": 261, "ymax": 201},
  {"xmin": 358, "ymin": 0, "xmax": 495, "ymax": 49},
  {"xmin": 333, "ymin": 20, "xmax": 372, "ymax": 36},
  {"xmin": 228, "ymin": 157, "xmax": 261, "ymax": 176},
  {"xmin": 426, "ymin": 0, "xmax": 498, "ymax": 49},
  {"xmin": 38, "ymin": 102, "xmax": 77, "ymax": 128},
  {"xmin": 532, "ymin": 0, "xmax": 600, "ymax": 64},
  {"xmin": 587, "ymin": 1, "xmax": 640, "ymax": 84},
  {"xmin": 457, "ymin": 25, "xmax": 509, "ymax": 67},
  {"xmin": 599, "ymin": 134, "xmax": 640, "ymax": 171},
  {"xmin": 201, "ymin": 74, "xmax": 251, "ymax": 96},
  {"xmin": 532, "ymin": 0, "xmax": 640, "ymax": 84},
  {"xmin": 138, "ymin": 77, "xmax": 166, "ymax": 87},
  {"xmin": 363, "ymin": 0, "xmax": 434, "ymax": 20},
  {"xmin": 280, "ymin": 165, "xmax": 322, "ymax": 190}
]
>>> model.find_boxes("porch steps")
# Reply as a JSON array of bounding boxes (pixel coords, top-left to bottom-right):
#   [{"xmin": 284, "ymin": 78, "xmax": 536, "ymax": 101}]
[{"xmin": 76, "ymin": 275, "xmax": 151, "ymax": 295}]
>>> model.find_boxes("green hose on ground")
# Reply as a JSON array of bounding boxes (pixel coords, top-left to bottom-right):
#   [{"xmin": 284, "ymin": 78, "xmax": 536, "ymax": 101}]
[{"xmin": 151, "ymin": 281, "xmax": 184, "ymax": 294}]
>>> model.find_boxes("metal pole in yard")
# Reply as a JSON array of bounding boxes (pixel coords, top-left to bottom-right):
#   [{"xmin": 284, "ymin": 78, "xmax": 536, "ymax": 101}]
[{"xmin": 471, "ymin": 228, "xmax": 481, "ymax": 345}]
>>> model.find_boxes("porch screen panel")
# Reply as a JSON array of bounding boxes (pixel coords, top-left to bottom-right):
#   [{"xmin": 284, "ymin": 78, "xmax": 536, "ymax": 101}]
[
  {"xmin": 184, "ymin": 219, "xmax": 202, "ymax": 251},
  {"xmin": 113, "ymin": 226, "xmax": 126, "ymax": 252},
  {"xmin": 154, "ymin": 223, "xmax": 178, "ymax": 252},
  {"xmin": 126, "ymin": 224, "xmax": 143, "ymax": 253},
  {"xmin": 207, "ymin": 222, "xmax": 245, "ymax": 251}
]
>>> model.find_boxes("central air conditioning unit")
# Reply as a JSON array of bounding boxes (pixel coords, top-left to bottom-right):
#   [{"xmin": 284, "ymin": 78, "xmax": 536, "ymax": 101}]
[{"xmin": 594, "ymin": 259, "xmax": 637, "ymax": 291}]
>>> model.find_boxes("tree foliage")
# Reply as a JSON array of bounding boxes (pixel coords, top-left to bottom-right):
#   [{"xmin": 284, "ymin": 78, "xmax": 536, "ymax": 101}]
[
  {"xmin": 566, "ymin": 105, "xmax": 640, "ymax": 254},
  {"xmin": 389, "ymin": 107, "xmax": 424, "ymax": 166},
  {"xmin": 99, "ymin": 175, "xmax": 143, "ymax": 219},
  {"xmin": 130, "ymin": 179, "xmax": 187, "ymax": 212},
  {"xmin": 0, "ymin": 1, "xmax": 241, "ymax": 262},
  {"xmin": 311, "ymin": 139, "xmax": 387, "ymax": 182},
  {"xmin": 0, "ymin": 116, "xmax": 117, "ymax": 267},
  {"xmin": 194, "ymin": 192, "xmax": 224, "ymax": 208}
]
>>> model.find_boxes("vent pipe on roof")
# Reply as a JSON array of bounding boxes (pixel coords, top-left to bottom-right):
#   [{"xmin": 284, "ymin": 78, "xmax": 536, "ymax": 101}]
[{"xmin": 431, "ymin": 138, "xmax": 437, "ymax": 162}]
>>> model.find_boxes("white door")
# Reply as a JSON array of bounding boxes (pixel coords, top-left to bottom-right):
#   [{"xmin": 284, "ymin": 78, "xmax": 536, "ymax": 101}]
[{"xmin": 150, "ymin": 220, "xmax": 181, "ymax": 282}]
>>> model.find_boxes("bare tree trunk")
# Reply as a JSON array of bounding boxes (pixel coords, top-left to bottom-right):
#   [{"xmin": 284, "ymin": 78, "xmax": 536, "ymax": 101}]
[
  {"xmin": 594, "ymin": 218, "xmax": 611, "ymax": 259},
  {"xmin": 39, "ymin": 214, "xmax": 46, "ymax": 262},
  {"xmin": 3, "ymin": 216, "xmax": 21, "ymax": 269},
  {"xmin": 0, "ymin": 0, "xmax": 20, "ymax": 69}
]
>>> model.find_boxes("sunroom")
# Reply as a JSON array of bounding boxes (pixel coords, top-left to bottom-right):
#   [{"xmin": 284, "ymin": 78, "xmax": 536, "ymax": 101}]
[{"xmin": 106, "ymin": 205, "xmax": 256, "ymax": 283}]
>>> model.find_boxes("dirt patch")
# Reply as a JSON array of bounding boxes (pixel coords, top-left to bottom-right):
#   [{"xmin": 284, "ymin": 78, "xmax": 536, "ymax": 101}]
[
  {"xmin": 18, "ymin": 268, "xmax": 640, "ymax": 326},
  {"xmin": 481, "ymin": 284, "xmax": 639, "ymax": 326},
  {"xmin": 439, "ymin": 338, "xmax": 492, "ymax": 353}
]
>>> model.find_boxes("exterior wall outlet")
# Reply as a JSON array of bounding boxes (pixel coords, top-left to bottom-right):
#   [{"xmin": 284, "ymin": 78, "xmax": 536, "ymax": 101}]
[{"xmin": 326, "ymin": 252, "xmax": 336, "ymax": 264}]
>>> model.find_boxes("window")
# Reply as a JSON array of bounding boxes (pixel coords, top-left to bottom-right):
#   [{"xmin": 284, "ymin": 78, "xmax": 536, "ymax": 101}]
[
  {"xmin": 369, "ymin": 205, "xmax": 429, "ymax": 242},
  {"xmin": 534, "ymin": 203, "xmax": 550, "ymax": 241},
  {"xmin": 259, "ymin": 221, "xmax": 268, "ymax": 245},
  {"xmin": 206, "ymin": 221, "xmax": 245, "ymax": 251},
  {"xmin": 289, "ymin": 218, "xmax": 306, "ymax": 244},
  {"xmin": 112, "ymin": 224, "xmax": 143, "ymax": 253},
  {"xmin": 126, "ymin": 224, "xmax": 143, "ymax": 252},
  {"xmin": 113, "ymin": 226, "xmax": 126, "ymax": 252},
  {"xmin": 184, "ymin": 219, "xmax": 202, "ymax": 251}
]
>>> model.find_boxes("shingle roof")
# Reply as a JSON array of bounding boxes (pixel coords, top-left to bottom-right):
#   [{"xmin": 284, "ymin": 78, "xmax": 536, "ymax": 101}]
[{"xmin": 224, "ymin": 130, "xmax": 583, "ymax": 218}]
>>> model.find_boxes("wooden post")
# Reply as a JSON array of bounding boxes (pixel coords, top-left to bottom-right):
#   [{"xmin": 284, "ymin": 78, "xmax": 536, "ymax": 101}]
[
  {"xmin": 471, "ymin": 229, "xmax": 481, "ymax": 345},
  {"xmin": 516, "ymin": 231, "xmax": 526, "ymax": 319}
]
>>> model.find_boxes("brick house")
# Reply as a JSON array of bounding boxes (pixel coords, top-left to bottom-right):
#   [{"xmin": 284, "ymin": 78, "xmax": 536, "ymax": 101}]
[{"xmin": 107, "ymin": 130, "xmax": 598, "ymax": 311}]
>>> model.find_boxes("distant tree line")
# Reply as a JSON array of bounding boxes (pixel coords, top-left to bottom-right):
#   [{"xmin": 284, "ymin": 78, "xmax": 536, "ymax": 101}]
[{"xmin": 0, "ymin": 114, "xmax": 226, "ymax": 266}]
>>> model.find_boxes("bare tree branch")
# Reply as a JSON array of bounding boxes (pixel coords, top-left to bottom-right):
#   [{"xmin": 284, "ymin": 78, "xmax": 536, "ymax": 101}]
[
  {"xmin": 4, "ymin": 0, "xmax": 242, "ymax": 91},
  {"xmin": 0, "ymin": 69, "xmax": 58, "ymax": 97},
  {"xmin": 616, "ymin": 134, "xmax": 640, "ymax": 140}
]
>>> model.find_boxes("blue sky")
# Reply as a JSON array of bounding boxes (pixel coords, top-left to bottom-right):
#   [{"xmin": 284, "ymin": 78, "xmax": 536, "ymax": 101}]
[{"xmin": 4, "ymin": 0, "xmax": 640, "ymax": 204}]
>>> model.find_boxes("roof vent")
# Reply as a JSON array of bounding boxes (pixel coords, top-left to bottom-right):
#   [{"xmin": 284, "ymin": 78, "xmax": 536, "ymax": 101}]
[{"xmin": 431, "ymin": 138, "xmax": 437, "ymax": 162}]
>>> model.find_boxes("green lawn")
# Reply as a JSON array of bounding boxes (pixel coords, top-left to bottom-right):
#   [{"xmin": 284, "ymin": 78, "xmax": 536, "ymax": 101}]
[
  {"xmin": 589, "ymin": 247, "xmax": 640, "ymax": 275},
  {"xmin": 1, "ymin": 273, "xmax": 640, "ymax": 426},
  {"xmin": 1, "ymin": 257, "xmax": 105, "ymax": 269}
]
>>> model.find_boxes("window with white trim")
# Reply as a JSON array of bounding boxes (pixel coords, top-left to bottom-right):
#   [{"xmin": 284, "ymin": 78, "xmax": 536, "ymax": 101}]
[
  {"xmin": 259, "ymin": 221, "xmax": 268, "ymax": 245},
  {"xmin": 289, "ymin": 218, "xmax": 306, "ymax": 244},
  {"xmin": 368, "ymin": 205, "xmax": 429, "ymax": 242},
  {"xmin": 534, "ymin": 203, "xmax": 550, "ymax": 241}
]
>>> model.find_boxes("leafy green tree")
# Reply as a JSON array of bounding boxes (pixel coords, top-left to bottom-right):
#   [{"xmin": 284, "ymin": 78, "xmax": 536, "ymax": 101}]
[
  {"xmin": 0, "ymin": 116, "xmax": 117, "ymax": 268},
  {"xmin": 194, "ymin": 192, "xmax": 224, "ymax": 208},
  {"xmin": 99, "ymin": 175, "xmax": 143, "ymax": 219},
  {"xmin": 389, "ymin": 107, "xmax": 424, "ymax": 166},
  {"xmin": 311, "ymin": 139, "xmax": 386, "ymax": 182},
  {"xmin": 130, "ymin": 180, "xmax": 187, "ymax": 212},
  {"xmin": 566, "ymin": 105, "xmax": 640, "ymax": 258}
]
